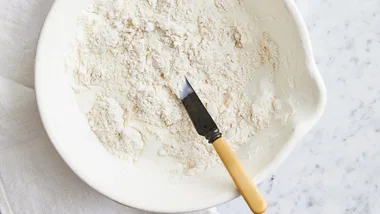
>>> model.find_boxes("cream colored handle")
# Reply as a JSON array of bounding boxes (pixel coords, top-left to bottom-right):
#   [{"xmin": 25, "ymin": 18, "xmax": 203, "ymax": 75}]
[{"xmin": 213, "ymin": 138, "xmax": 267, "ymax": 214}]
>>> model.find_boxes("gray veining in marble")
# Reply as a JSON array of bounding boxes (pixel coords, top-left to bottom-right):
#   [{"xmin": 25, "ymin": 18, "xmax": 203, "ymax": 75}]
[{"xmin": 218, "ymin": 0, "xmax": 380, "ymax": 213}]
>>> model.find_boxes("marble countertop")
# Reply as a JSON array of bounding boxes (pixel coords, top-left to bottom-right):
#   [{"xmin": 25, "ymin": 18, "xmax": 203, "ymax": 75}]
[{"xmin": 219, "ymin": 0, "xmax": 380, "ymax": 213}]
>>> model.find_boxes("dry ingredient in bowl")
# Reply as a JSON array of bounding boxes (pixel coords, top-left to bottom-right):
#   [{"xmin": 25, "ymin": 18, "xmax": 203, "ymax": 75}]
[{"xmin": 66, "ymin": 0, "xmax": 280, "ymax": 175}]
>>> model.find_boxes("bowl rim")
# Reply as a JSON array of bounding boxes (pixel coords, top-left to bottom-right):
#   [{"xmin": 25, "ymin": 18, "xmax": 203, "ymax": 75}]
[{"xmin": 35, "ymin": 0, "xmax": 327, "ymax": 212}]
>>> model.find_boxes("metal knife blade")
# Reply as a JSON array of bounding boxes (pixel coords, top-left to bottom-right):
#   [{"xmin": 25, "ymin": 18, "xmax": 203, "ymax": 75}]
[{"xmin": 180, "ymin": 78, "xmax": 222, "ymax": 143}]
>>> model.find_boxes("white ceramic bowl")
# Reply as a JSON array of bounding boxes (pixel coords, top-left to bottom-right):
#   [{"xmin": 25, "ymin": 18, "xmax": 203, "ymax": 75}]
[{"xmin": 35, "ymin": 0, "xmax": 326, "ymax": 212}]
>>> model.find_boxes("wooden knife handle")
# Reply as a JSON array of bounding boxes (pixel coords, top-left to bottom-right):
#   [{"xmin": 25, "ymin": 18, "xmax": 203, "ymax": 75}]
[{"xmin": 213, "ymin": 137, "xmax": 267, "ymax": 214}]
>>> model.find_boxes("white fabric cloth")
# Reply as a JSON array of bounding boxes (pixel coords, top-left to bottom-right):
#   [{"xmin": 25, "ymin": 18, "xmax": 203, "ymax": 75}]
[{"xmin": 0, "ymin": 0, "xmax": 219, "ymax": 213}]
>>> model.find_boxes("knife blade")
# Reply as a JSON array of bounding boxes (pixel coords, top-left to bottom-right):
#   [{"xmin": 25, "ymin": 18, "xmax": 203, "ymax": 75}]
[{"xmin": 180, "ymin": 78, "xmax": 222, "ymax": 143}]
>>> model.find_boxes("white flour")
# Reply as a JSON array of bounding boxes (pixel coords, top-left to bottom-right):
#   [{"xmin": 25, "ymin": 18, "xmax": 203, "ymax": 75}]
[
  {"xmin": 66, "ymin": 0, "xmax": 281, "ymax": 175},
  {"xmin": 87, "ymin": 96, "xmax": 144, "ymax": 162}
]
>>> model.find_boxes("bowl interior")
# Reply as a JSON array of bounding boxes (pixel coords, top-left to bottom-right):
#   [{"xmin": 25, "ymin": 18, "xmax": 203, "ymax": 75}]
[{"xmin": 36, "ymin": 0, "xmax": 326, "ymax": 212}]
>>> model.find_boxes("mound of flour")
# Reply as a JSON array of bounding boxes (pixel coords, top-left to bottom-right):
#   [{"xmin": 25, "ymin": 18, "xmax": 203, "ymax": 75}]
[{"xmin": 66, "ymin": 0, "xmax": 281, "ymax": 175}]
